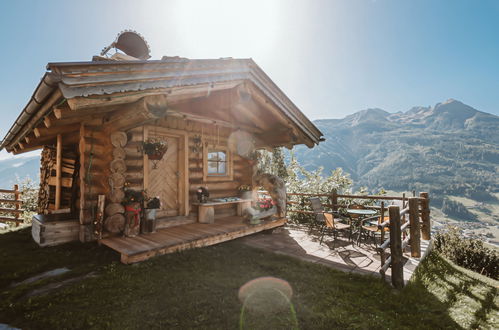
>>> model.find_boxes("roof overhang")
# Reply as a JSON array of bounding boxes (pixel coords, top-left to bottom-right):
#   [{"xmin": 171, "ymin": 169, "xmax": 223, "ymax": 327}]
[{"xmin": 1, "ymin": 58, "xmax": 323, "ymax": 152}]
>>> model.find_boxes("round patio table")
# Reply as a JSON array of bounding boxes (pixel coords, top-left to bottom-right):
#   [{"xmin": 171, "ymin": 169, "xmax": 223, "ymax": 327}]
[
  {"xmin": 346, "ymin": 209, "xmax": 377, "ymax": 216},
  {"xmin": 347, "ymin": 209, "xmax": 378, "ymax": 244}
]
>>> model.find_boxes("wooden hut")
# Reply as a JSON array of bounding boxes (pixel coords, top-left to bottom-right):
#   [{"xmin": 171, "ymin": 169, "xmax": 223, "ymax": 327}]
[{"xmin": 0, "ymin": 41, "xmax": 323, "ymax": 262}]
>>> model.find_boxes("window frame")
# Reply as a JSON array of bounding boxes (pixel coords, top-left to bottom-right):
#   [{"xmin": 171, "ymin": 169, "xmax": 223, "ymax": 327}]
[
  {"xmin": 207, "ymin": 150, "xmax": 228, "ymax": 176},
  {"xmin": 203, "ymin": 145, "xmax": 233, "ymax": 181}
]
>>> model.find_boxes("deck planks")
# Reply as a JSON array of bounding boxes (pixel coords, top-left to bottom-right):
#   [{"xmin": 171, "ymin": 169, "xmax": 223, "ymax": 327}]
[{"xmin": 100, "ymin": 216, "xmax": 286, "ymax": 264}]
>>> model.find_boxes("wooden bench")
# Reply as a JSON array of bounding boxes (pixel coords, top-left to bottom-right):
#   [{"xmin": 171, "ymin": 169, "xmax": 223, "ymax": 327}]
[{"xmin": 192, "ymin": 199, "xmax": 252, "ymax": 224}]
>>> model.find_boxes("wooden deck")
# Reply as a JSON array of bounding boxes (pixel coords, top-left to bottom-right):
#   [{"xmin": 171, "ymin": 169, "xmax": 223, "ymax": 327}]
[{"xmin": 100, "ymin": 216, "xmax": 287, "ymax": 264}]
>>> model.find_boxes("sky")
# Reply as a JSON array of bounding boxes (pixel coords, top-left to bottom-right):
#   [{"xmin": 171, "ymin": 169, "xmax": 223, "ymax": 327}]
[{"xmin": 0, "ymin": 0, "xmax": 498, "ymax": 159}]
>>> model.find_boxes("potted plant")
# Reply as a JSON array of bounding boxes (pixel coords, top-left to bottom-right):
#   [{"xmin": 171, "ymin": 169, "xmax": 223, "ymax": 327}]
[
  {"xmin": 238, "ymin": 185, "xmax": 253, "ymax": 200},
  {"xmin": 252, "ymin": 197, "xmax": 277, "ymax": 225},
  {"xmin": 122, "ymin": 189, "xmax": 144, "ymax": 237},
  {"xmin": 142, "ymin": 138, "xmax": 168, "ymax": 160}
]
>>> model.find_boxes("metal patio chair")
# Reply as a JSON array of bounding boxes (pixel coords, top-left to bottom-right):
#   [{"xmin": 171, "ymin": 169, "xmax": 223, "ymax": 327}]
[{"xmin": 309, "ymin": 197, "xmax": 351, "ymax": 248}]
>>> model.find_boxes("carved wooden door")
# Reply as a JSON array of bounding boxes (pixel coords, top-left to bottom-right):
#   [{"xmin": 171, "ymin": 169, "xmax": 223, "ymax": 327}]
[{"xmin": 147, "ymin": 134, "xmax": 179, "ymax": 217}]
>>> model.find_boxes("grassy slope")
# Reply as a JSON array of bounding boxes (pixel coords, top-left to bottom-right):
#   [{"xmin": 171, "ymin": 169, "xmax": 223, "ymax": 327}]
[{"xmin": 1, "ymin": 228, "xmax": 497, "ymax": 329}]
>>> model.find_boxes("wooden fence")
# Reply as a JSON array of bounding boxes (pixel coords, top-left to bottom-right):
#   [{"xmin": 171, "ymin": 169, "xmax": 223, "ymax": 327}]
[
  {"xmin": 0, "ymin": 184, "xmax": 24, "ymax": 226},
  {"xmin": 285, "ymin": 190, "xmax": 431, "ymax": 288}
]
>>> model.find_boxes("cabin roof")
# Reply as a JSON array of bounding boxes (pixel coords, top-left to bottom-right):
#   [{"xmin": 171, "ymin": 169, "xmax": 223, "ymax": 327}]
[{"xmin": 1, "ymin": 57, "xmax": 323, "ymax": 151}]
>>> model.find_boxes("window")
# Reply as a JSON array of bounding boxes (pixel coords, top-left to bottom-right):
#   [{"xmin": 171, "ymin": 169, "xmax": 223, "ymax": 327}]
[
  {"xmin": 203, "ymin": 146, "xmax": 233, "ymax": 181},
  {"xmin": 207, "ymin": 150, "xmax": 227, "ymax": 175}
]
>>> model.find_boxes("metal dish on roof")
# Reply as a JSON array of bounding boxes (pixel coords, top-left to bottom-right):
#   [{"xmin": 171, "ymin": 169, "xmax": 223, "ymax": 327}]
[{"xmin": 100, "ymin": 30, "xmax": 151, "ymax": 60}]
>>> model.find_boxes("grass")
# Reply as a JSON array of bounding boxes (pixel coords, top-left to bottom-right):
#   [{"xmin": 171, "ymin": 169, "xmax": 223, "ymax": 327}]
[{"xmin": 1, "ymin": 227, "xmax": 497, "ymax": 329}]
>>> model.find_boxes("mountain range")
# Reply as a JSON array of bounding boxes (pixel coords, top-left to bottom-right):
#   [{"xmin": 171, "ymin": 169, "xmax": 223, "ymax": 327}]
[
  {"xmin": 292, "ymin": 99, "xmax": 499, "ymax": 204},
  {"xmin": 0, "ymin": 155, "xmax": 39, "ymax": 188}
]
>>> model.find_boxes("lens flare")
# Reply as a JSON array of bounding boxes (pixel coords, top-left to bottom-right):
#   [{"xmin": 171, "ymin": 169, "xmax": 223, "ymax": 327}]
[
  {"xmin": 228, "ymin": 130, "xmax": 255, "ymax": 158},
  {"xmin": 238, "ymin": 277, "xmax": 297, "ymax": 329}
]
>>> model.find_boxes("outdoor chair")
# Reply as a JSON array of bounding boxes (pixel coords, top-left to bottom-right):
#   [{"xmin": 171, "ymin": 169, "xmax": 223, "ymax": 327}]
[
  {"xmin": 309, "ymin": 197, "xmax": 351, "ymax": 248},
  {"xmin": 358, "ymin": 215, "xmax": 390, "ymax": 248}
]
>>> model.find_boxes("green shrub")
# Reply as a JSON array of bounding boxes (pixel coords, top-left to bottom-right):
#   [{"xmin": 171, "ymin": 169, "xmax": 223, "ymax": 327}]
[{"xmin": 434, "ymin": 226, "xmax": 498, "ymax": 280}]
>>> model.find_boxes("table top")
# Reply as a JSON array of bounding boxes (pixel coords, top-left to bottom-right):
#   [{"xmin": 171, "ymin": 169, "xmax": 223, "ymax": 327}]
[
  {"xmin": 346, "ymin": 209, "xmax": 377, "ymax": 216},
  {"xmin": 192, "ymin": 198, "xmax": 252, "ymax": 206}
]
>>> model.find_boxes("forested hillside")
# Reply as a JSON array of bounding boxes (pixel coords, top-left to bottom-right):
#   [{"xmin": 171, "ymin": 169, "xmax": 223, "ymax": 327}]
[{"xmin": 293, "ymin": 99, "xmax": 499, "ymax": 204}]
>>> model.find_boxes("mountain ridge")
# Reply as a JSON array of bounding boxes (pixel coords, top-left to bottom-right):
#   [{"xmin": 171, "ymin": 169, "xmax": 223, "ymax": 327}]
[{"xmin": 294, "ymin": 99, "xmax": 499, "ymax": 200}]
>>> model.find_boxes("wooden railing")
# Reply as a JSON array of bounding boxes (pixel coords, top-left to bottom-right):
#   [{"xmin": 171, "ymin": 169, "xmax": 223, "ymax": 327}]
[
  {"xmin": 285, "ymin": 190, "xmax": 431, "ymax": 289},
  {"xmin": 0, "ymin": 184, "xmax": 24, "ymax": 226},
  {"xmin": 378, "ymin": 194, "xmax": 430, "ymax": 288}
]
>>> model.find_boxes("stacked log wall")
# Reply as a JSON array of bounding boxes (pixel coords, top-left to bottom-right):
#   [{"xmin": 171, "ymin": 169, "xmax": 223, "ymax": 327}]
[
  {"xmin": 156, "ymin": 117, "xmax": 254, "ymax": 215},
  {"xmin": 79, "ymin": 115, "xmax": 255, "ymax": 237}
]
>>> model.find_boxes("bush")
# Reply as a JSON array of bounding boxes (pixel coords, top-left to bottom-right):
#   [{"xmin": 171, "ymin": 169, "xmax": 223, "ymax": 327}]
[
  {"xmin": 19, "ymin": 177, "xmax": 39, "ymax": 224},
  {"xmin": 284, "ymin": 153, "xmax": 353, "ymax": 224},
  {"xmin": 434, "ymin": 226, "xmax": 498, "ymax": 280}
]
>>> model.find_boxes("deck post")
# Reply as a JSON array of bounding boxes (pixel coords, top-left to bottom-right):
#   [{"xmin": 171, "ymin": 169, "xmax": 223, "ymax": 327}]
[
  {"xmin": 389, "ymin": 205, "xmax": 404, "ymax": 289},
  {"xmin": 55, "ymin": 134, "xmax": 62, "ymax": 210},
  {"xmin": 419, "ymin": 192, "xmax": 431, "ymax": 240},
  {"xmin": 379, "ymin": 201, "xmax": 386, "ymax": 268},
  {"xmin": 14, "ymin": 184, "xmax": 20, "ymax": 226},
  {"xmin": 408, "ymin": 197, "xmax": 421, "ymax": 258}
]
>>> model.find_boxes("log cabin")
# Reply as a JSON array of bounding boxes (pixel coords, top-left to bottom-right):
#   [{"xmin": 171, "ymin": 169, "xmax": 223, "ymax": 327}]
[{"xmin": 0, "ymin": 33, "xmax": 323, "ymax": 263}]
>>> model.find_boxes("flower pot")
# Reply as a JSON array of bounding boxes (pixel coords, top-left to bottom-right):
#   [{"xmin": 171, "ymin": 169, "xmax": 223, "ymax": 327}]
[
  {"xmin": 142, "ymin": 209, "xmax": 157, "ymax": 233},
  {"xmin": 147, "ymin": 152, "xmax": 165, "ymax": 160},
  {"xmin": 240, "ymin": 190, "xmax": 253, "ymax": 200}
]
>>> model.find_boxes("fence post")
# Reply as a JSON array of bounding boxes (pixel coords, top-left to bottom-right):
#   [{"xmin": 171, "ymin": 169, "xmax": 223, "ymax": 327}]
[
  {"xmin": 379, "ymin": 201, "xmax": 386, "ymax": 268},
  {"xmin": 389, "ymin": 205, "xmax": 404, "ymax": 289},
  {"xmin": 419, "ymin": 192, "xmax": 431, "ymax": 240},
  {"xmin": 409, "ymin": 197, "xmax": 421, "ymax": 258},
  {"xmin": 14, "ymin": 184, "xmax": 20, "ymax": 227},
  {"xmin": 331, "ymin": 189, "xmax": 338, "ymax": 212}
]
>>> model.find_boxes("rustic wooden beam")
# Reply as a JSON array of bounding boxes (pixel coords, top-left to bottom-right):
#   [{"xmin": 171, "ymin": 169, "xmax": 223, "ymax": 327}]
[
  {"xmin": 419, "ymin": 192, "xmax": 431, "ymax": 240},
  {"xmin": 6, "ymin": 89, "xmax": 62, "ymax": 151},
  {"xmin": 408, "ymin": 197, "xmax": 421, "ymax": 258},
  {"xmin": 102, "ymin": 95, "xmax": 169, "ymax": 131},
  {"xmin": 12, "ymin": 144, "xmax": 42, "ymax": 155},
  {"xmin": 15, "ymin": 131, "xmax": 79, "ymax": 153},
  {"xmin": 389, "ymin": 206, "xmax": 404, "ymax": 289},
  {"xmin": 44, "ymin": 115, "xmax": 54, "ymax": 128},
  {"xmin": 33, "ymin": 123, "xmax": 80, "ymax": 139},
  {"xmin": 79, "ymin": 123, "xmax": 87, "ymax": 228},
  {"xmin": 55, "ymin": 134, "xmax": 62, "ymax": 210},
  {"xmin": 66, "ymin": 81, "xmax": 242, "ymax": 111}
]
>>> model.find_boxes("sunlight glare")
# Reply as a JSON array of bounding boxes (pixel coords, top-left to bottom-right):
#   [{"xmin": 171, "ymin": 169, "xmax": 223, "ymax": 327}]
[{"xmin": 167, "ymin": 0, "xmax": 283, "ymax": 58}]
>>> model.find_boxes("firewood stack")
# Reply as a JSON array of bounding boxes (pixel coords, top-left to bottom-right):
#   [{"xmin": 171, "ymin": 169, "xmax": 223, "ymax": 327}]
[{"xmin": 37, "ymin": 146, "xmax": 76, "ymax": 214}]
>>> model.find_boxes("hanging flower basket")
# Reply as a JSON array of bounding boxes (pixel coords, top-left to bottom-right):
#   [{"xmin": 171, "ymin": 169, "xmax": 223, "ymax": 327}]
[
  {"xmin": 142, "ymin": 139, "xmax": 168, "ymax": 167},
  {"xmin": 142, "ymin": 139, "xmax": 168, "ymax": 158},
  {"xmin": 147, "ymin": 151, "xmax": 166, "ymax": 160}
]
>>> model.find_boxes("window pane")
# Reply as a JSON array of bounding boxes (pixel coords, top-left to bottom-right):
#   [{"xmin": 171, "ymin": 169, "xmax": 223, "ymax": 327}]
[
  {"xmin": 218, "ymin": 151, "xmax": 226, "ymax": 161},
  {"xmin": 218, "ymin": 162, "xmax": 226, "ymax": 174},
  {"xmin": 208, "ymin": 161, "xmax": 218, "ymax": 173},
  {"xmin": 208, "ymin": 152, "xmax": 218, "ymax": 160}
]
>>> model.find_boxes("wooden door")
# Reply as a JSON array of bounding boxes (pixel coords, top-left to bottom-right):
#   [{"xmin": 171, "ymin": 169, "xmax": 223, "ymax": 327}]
[{"xmin": 147, "ymin": 134, "xmax": 179, "ymax": 217}]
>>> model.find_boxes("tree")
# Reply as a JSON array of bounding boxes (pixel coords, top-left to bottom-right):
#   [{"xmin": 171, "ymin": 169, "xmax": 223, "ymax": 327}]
[
  {"xmin": 272, "ymin": 147, "xmax": 288, "ymax": 180},
  {"xmin": 256, "ymin": 147, "xmax": 288, "ymax": 180}
]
